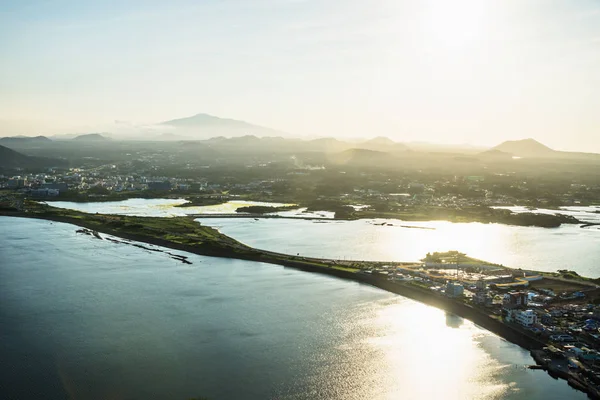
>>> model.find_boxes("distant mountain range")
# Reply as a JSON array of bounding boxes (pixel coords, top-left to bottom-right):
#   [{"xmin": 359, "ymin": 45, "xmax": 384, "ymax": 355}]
[
  {"xmin": 180, "ymin": 134, "xmax": 412, "ymax": 155},
  {"xmin": 0, "ymin": 144, "xmax": 65, "ymax": 169},
  {"xmin": 0, "ymin": 145, "xmax": 32, "ymax": 167},
  {"xmin": 328, "ymin": 148, "xmax": 399, "ymax": 167},
  {"xmin": 72, "ymin": 133, "xmax": 110, "ymax": 141},
  {"xmin": 0, "ymin": 135, "xmax": 52, "ymax": 146},
  {"xmin": 361, "ymin": 136, "xmax": 410, "ymax": 153},
  {"xmin": 491, "ymin": 138, "xmax": 555, "ymax": 158},
  {"xmin": 1, "ymin": 113, "xmax": 598, "ymax": 162},
  {"xmin": 485, "ymin": 138, "xmax": 600, "ymax": 161},
  {"xmin": 157, "ymin": 113, "xmax": 285, "ymax": 139}
]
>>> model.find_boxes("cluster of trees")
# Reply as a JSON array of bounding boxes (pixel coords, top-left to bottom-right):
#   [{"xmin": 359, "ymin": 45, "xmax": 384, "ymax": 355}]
[{"xmin": 422, "ymin": 251, "xmax": 466, "ymax": 263}]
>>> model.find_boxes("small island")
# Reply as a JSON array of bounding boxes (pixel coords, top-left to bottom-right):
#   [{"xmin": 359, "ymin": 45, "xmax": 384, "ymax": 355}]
[
  {"xmin": 235, "ymin": 205, "xmax": 296, "ymax": 214},
  {"xmin": 323, "ymin": 203, "xmax": 581, "ymax": 228},
  {"xmin": 174, "ymin": 196, "xmax": 228, "ymax": 208}
]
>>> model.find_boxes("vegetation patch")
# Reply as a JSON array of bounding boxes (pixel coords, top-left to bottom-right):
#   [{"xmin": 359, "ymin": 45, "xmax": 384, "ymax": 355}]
[{"xmin": 235, "ymin": 205, "xmax": 296, "ymax": 214}]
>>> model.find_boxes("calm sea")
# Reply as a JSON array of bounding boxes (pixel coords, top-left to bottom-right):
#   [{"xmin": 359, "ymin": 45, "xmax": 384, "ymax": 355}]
[{"xmin": 0, "ymin": 217, "xmax": 585, "ymax": 400}]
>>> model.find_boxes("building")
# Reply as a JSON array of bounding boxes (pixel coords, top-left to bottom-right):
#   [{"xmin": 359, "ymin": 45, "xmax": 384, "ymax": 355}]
[
  {"xmin": 41, "ymin": 182, "xmax": 68, "ymax": 192},
  {"xmin": 446, "ymin": 282, "xmax": 464, "ymax": 298},
  {"xmin": 515, "ymin": 309, "xmax": 537, "ymax": 327},
  {"xmin": 466, "ymin": 176, "xmax": 485, "ymax": 182},
  {"xmin": 408, "ymin": 183, "xmax": 425, "ymax": 193},
  {"xmin": 474, "ymin": 291, "xmax": 492, "ymax": 306},
  {"xmin": 541, "ymin": 313, "xmax": 553, "ymax": 325},
  {"xmin": 503, "ymin": 291, "xmax": 528, "ymax": 309},
  {"xmin": 475, "ymin": 279, "xmax": 486, "ymax": 291},
  {"xmin": 8, "ymin": 179, "xmax": 25, "ymax": 188},
  {"xmin": 578, "ymin": 348, "xmax": 600, "ymax": 362},
  {"xmin": 507, "ymin": 309, "xmax": 538, "ymax": 327},
  {"xmin": 30, "ymin": 188, "xmax": 59, "ymax": 197},
  {"xmin": 147, "ymin": 181, "xmax": 172, "ymax": 191}
]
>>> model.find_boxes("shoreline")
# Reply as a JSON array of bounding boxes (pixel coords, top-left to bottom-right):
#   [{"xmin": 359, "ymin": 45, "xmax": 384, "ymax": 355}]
[
  {"xmin": 1, "ymin": 211, "xmax": 597, "ymax": 398},
  {"xmin": 190, "ymin": 212, "xmax": 599, "ymax": 229},
  {"xmin": 39, "ymin": 198, "xmax": 591, "ymax": 228},
  {"xmin": 0, "ymin": 212, "xmax": 553, "ymax": 350}
]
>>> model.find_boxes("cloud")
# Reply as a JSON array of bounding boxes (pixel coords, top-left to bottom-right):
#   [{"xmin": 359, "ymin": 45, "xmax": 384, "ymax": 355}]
[
  {"xmin": 575, "ymin": 7, "xmax": 600, "ymax": 19},
  {"xmin": 114, "ymin": 120, "xmax": 133, "ymax": 126}
]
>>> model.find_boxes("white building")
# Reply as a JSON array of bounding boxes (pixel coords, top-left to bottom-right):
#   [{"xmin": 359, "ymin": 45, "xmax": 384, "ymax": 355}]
[{"xmin": 508, "ymin": 309, "xmax": 538, "ymax": 327}]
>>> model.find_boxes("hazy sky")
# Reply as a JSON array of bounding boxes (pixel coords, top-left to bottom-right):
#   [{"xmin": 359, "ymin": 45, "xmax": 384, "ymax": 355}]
[{"xmin": 1, "ymin": 0, "xmax": 599, "ymax": 150}]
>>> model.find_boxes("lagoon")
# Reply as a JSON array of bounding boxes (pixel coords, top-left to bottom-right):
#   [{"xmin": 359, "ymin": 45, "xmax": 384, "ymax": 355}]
[
  {"xmin": 200, "ymin": 217, "xmax": 600, "ymax": 277},
  {"xmin": 46, "ymin": 198, "xmax": 295, "ymax": 217},
  {"xmin": 45, "ymin": 198, "xmax": 600, "ymax": 277}
]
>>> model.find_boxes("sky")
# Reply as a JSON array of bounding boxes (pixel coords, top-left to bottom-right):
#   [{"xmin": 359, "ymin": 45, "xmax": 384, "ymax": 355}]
[{"xmin": 0, "ymin": 0, "xmax": 599, "ymax": 151}]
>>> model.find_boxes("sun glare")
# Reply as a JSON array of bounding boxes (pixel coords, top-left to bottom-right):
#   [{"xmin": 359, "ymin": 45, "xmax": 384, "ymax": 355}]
[
  {"xmin": 371, "ymin": 301, "xmax": 509, "ymax": 399},
  {"xmin": 421, "ymin": 0, "xmax": 490, "ymax": 50}
]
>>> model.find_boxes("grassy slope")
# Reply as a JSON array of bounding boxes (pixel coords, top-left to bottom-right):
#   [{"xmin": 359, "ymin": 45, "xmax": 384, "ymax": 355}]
[
  {"xmin": 27, "ymin": 201, "xmax": 245, "ymax": 249},
  {"xmin": 16, "ymin": 201, "xmax": 364, "ymax": 273}
]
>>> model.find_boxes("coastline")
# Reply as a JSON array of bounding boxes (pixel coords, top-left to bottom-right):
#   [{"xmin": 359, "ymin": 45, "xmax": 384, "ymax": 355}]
[
  {"xmin": 188, "ymin": 211, "xmax": 598, "ymax": 229},
  {"xmin": 39, "ymin": 197, "xmax": 590, "ymax": 228},
  {"xmin": 0, "ymin": 212, "xmax": 552, "ymax": 350},
  {"xmin": 1, "ymin": 211, "xmax": 597, "ymax": 398}
]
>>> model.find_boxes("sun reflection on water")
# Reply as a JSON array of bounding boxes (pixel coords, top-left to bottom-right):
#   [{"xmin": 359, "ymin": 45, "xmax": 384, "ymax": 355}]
[
  {"xmin": 377, "ymin": 221, "xmax": 518, "ymax": 267},
  {"xmin": 365, "ymin": 300, "xmax": 511, "ymax": 400}
]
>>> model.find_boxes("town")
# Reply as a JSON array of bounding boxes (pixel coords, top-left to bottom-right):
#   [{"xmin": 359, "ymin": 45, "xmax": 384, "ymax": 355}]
[
  {"xmin": 1, "ymin": 135, "xmax": 599, "ymax": 211},
  {"xmin": 358, "ymin": 251, "xmax": 600, "ymax": 395}
]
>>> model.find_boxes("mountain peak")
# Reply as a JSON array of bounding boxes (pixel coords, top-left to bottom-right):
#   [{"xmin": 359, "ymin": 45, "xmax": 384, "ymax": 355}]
[
  {"xmin": 0, "ymin": 135, "xmax": 52, "ymax": 143},
  {"xmin": 73, "ymin": 133, "xmax": 110, "ymax": 141},
  {"xmin": 364, "ymin": 136, "xmax": 396, "ymax": 145},
  {"xmin": 0, "ymin": 144, "xmax": 65, "ymax": 168},
  {"xmin": 160, "ymin": 113, "xmax": 255, "ymax": 128},
  {"xmin": 158, "ymin": 113, "xmax": 284, "ymax": 139},
  {"xmin": 492, "ymin": 138, "xmax": 554, "ymax": 157},
  {"xmin": 360, "ymin": 136, "xmax": 409, "ymax": 153}
]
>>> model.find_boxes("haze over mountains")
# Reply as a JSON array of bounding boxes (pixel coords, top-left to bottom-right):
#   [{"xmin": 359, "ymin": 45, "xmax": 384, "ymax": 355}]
[
  {"xmin": 491, "ymin": 139, "xmax": 556, "ymax": 158},
  {"xmin": 0, "ymin": 145, "xmax": 34, "ymax": 168},
  {"xmin": 0, "ymin": 144, "xmax": 65, "ymax": 168},
  {"xmin": 1, "ymin": 129, "xmax": 600, "ymax": 177},
  {"xmin": 486, "ymin": 138, "xmax": 600, "ymax": 161},
  {"xmin": 1, "ymin": 132, "xmax": 599, "ymax": 163},
  {"xmin": 157, "ymin": 113, "xmax": 285, "ymax": 138},
  {"xmin": 0, "ymin": 136, "xmax": 52, "ymax": 146},
  {"xmin": 72, "ymin": 133, "xmax": 111, "ymax": 141},
  {"xmin": 1, "ymin": 113, "xmax": 599, "ymax": 163}
]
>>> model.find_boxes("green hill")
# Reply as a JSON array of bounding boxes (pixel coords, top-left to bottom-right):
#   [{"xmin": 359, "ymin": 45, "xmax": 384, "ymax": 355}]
[{"xmin": 0, "ymin": 144, "xmax": 65, "ymax": 169}]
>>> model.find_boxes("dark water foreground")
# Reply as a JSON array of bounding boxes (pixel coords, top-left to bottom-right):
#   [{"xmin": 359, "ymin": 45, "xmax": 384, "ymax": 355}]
[{"xmin": 0, "ymin": 217, "xmax": 585, "ymax": 400}]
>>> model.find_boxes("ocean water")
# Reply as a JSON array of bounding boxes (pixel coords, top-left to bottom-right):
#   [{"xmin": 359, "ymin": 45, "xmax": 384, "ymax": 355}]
[{"xmin": 0, "ymin": 217, "xmax": 585, "ymax": 400}]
